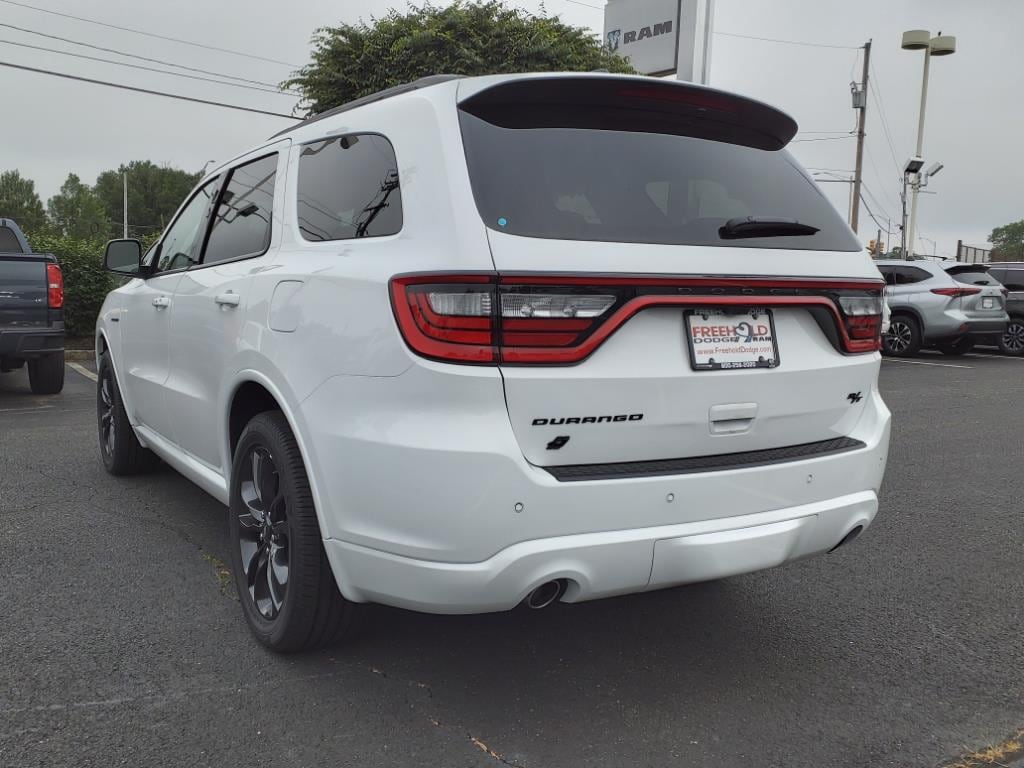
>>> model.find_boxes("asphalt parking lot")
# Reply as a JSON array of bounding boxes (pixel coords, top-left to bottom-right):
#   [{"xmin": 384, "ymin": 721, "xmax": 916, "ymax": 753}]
[{"xmin": 2, "ymin": 353, "xmax": 1022, "ymax": 768}]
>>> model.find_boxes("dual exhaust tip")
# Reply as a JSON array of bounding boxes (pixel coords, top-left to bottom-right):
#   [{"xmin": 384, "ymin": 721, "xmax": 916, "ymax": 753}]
[{"xmin": 524, "ymin": 579, "xmax": 566, "ymax": 610}]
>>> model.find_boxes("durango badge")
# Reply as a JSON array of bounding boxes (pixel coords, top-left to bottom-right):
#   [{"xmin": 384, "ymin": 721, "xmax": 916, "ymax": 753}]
[{"xmin": 532, "ymin": 414, "xmax": 644, "ymax": 426}]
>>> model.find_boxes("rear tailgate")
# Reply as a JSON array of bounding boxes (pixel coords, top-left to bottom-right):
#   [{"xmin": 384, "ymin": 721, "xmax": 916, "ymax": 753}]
[
  {"xmin": 944, "ymin": 265, "xmax": 1006, "ymax": 319},
  {"xmin": 454, "ymin": 75, "xmax": 883, "ymax": 470},
  {"xmin": 489, "ymin": 237, "xmax": 882, "ymax": 467},
  {"xmin": 0, "ymin": 254, "xmax": 49, "ymax": 329}
]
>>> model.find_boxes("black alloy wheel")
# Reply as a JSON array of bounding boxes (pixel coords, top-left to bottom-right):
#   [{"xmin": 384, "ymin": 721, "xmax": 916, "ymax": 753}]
[
  {"xmin": 99, "ymin": 371, "xmax": 116, "ymax": 460},
  {"xmin": 236, "ymin": 446, "xmax": 290, "ymax": 620},
  {"xmin": 228, "ymin": 411, "xmax": 363, "ymax": 652}
]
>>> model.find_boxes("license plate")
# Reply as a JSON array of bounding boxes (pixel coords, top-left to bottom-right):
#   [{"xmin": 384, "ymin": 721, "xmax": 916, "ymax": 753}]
[
  {"xmin": 685, "ymin": 309, "xmax": 779, "ymax": 370},
  {"xmin": 983, "ymin": 297, "xmax": 996, "ymax": 309}
]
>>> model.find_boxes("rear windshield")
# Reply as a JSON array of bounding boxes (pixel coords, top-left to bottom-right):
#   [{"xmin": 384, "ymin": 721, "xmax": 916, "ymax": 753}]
[
  {"xmin": 0, "ymin": 226, "xmax": 24, "ymax": 253},
  {"xmin": 949, "ymin": 269, "xmax": 998, "ymax": 286},
  {"xmin": 458, "ymin": 110, "xmax": 859, "ymax": 251}
]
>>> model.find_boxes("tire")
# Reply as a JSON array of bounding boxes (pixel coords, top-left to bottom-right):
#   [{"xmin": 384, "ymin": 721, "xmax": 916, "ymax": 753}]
[
  {"xmin": 998, "ymin": 317, "xmax": 1024, "ymax": 356},
  {"xmin": 883, "ymin": 314, "xmax": 921, "ymax": 356},
  {"xmin": 28, "ymin": 351, "xmax": 64, "ymax": 394},
  {"xmin": 97, "ymin": 353, "xmax": 160, "ymax": 475},
  {"xmin": 936, "ymin": 337, "xmax": 974, "ymax": 356},
  {"xmin": 228, "ymin": 411, "xmax": 363, "ymax": 652}
]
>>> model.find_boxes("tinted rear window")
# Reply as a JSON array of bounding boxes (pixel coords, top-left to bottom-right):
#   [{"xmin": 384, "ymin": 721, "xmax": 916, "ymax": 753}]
[
  {"xmin": 0, "ymin": 226, "xmax": 24, "ymax": 253},
  {"xmin": 949, "ymin": 269, "xmax": 997, "ymax": 286},
  {"xmin": 458, "ymin": 110, "xmax": 859, "ymax": 251}
]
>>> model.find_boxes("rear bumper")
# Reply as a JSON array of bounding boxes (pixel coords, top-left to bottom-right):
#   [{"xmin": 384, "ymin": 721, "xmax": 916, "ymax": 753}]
[
  {"xmin": 963, "ymin": 319, "xmax": 1009, "ymax": 338},
  {"xmin": 0, "ymin": 328, "xmax": 64, "ymax": 357},
  {"xmin": 924, "ymin": 310, "xmax": 1008, "ymax": 341},
  {"xmin": 302, "ymin": 364, "xmax": 891, "ymax": 614},
  {"xmin": 324, "ymin": 490, "xmax": 878, "ymax": 613}
]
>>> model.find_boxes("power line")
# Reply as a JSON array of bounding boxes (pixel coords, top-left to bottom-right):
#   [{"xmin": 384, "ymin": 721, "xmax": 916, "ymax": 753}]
[
  {"xmin": 713, "ymin": 30, "xmax": 860, "ymax": 50},
  {"xmin": 858, "ymin": 191, "xmax": 890, "ymax": 235},
  {"xmin": 868, "ymin": 62, "xmax": 903, "ymax": 180},
  {"xmin": 0, "ymin": 38, "xmax": 296, "ymax": 96},
  {"xmin": 558, "ymin": 0, "xmax": 604, "ymax": 9},
  {"xmin": 0, "ymin": 22, "xmax": 297, "ymax": 92},
  {"xmin": 0, "ymin": 59, "xmax": 301, "ymax": 119},
  {"xmin": 0, "ymin": 0, "xmax": 302, "ymax": 68}
]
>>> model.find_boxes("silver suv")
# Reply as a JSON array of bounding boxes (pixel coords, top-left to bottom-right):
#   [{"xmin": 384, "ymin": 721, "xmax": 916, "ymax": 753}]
[{"xmin": 877, "ymin": 259, "xmax": 1009, "ymax": 356}]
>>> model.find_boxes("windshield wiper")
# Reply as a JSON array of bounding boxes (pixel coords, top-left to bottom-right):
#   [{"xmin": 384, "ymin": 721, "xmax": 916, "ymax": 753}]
[{"xmin": 719, "ymin": 216, "xmax": 820, "ymax": 240}]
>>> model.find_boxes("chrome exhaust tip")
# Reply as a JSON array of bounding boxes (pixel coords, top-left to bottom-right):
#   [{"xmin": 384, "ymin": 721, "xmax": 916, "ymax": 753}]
[{"xmin": 524, "ymin": 580, "xmax": 565, "ymax": 610}]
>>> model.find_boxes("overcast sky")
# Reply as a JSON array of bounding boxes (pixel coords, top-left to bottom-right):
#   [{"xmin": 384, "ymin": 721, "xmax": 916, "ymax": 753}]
[{"xmin": 2, "ymin": 0, "xmax": 1018, "ymax": 255}]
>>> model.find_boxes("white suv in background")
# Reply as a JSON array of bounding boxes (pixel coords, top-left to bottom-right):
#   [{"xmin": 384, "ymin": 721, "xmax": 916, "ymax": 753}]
[{"xmin": 96, "ymin": 73, "xmax": 890, "ymax": 652}]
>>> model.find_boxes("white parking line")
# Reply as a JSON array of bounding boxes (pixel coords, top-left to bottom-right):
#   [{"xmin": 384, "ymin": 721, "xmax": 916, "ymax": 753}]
[
  {"xmin": 965, "ymin": 352, "xmax": 1024, "ymax": 362},
  {"xmin": 0, "ymin": 405, "xmax": 55, "ymax": 413},
  {"xmin": 67, "ymin": 362, "xmax": 98, "ymax": 382},
  {"xmin": 882, "ymin": 358, "xmax": 972, "ymax": 369}
]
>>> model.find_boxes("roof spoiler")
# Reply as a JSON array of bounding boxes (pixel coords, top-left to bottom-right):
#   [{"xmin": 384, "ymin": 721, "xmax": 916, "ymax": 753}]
[{"xmin": 458, "ymin": 76, "xmax": 798, "ymax": 151}]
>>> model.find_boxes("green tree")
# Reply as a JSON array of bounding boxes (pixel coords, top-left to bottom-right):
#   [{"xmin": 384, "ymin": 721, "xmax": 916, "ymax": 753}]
[
  {"xmin": 989, "ymin": 220, "xmax": 1024, "ymax": 260},
  {"xmin": 0, "ymin": 170, "xmax": 47, "ymax": 232},
  {"xmin": 286, "ymin": 1, "xmax": 634, "ymax": 114},
  {"xmin": 94, "ymin": 161, "xmax": 200, "ymax": 239},
  {"xmin": 47, "ymin": 173, "xmax": 108, "ymax": 238}
]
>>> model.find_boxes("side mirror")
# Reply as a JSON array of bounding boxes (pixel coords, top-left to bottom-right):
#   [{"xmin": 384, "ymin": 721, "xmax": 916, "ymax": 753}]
[{"xmin": 104, "ymin": 239, "xmax": 143, "ymax": 276}]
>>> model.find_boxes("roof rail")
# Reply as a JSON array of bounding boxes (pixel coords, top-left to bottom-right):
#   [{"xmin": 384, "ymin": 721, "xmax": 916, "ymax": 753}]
[{"xmin": 270, "ymin": 74, "xmax": 464, "ymax": 139}]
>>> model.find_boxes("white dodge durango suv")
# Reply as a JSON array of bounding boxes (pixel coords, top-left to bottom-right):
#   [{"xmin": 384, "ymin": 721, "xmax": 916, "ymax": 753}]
[{"xmin": 96, "ymin": 73, "xmax": 891, "ymax": 651}]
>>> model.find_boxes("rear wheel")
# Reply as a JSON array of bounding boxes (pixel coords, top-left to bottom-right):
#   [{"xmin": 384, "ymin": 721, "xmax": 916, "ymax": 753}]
[
  {"xmin": 883, "ymin": 315, "xmax": 921, "ymax": 356},
  {"xmin": 228, "ymin": 411, "xmax": 363, "ymax": 652},
  {"xmin": 998, "ymin": 318, "xmax": 1024, "ymax": 356},
  {"xmin": 97, "ymin": 353, "xmax": 160, "ymax": 475},
  {"xmin": 28, "ymin": 351, "xmax": 64, "ymax": 394},
  {"xmin": 936, "ymin": 337, "xmax": 974, "ymax": 356}
]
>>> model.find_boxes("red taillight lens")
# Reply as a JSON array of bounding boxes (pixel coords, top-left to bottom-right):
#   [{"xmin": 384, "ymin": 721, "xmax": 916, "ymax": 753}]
[
  {"xmin": 390, "ymin": 275, "xmax": 497, "ymax": 363},
  {"xmin": 46, "ymin": 263, "xmax": 64, "ymax": 309},
  {"xmin": 391, "ymin": 275, "xmax": 884, "ymax": 364},
  {"xmin": 931, "ymin": 287, "xmax": 981, "ymax": 297},
  {"xmin": 836, "ymin": 294, "xmax": 883, "ymax": 352}
]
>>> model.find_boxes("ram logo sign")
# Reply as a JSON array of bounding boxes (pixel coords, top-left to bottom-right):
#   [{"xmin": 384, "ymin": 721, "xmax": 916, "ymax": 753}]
[
  {"xmin": 604, "ymin": 0, "xmax": 713, "ymax": 82},
  {"xmin": 607, "ymin": 20, "xmax": 674, "ymax": 51}
]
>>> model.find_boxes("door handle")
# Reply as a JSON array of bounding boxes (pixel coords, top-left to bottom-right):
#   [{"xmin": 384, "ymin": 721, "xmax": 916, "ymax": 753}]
[
  {"xmin": 151, "ymin": 296, "xmax": 171, "ymax": 309},
  {"xmin": 215, "ymin": 292, "xmax": 241, "ymax": 307},
  {"xmin": 709, "ymin": 403, "xmax": 758, "ymax": 435}
]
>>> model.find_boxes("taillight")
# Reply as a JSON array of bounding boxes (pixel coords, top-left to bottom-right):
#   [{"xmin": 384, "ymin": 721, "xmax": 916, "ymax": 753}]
[
  {"xmin": 391, "ymin": 274, "xmax": 884, "ymax": 364},
  {"xmin": 837, "ymin": 295, "xmax": 884, "ymax": 351},
  {"xmin": 931, "ymin": 287, "xmax": 981, "ymax": 297},
  {"xmin": 46, "ymin": 263, "xmax": 64, "ymax": 309}
]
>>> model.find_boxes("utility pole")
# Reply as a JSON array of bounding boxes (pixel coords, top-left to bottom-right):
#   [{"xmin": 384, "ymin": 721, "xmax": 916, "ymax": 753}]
[
  {"xmin": 850, "ymin": 39, "xmax": 871, "ymax": 233},
  {"xmin": 876, "ymin": 227, "xmax": 882, "ymax": 256},
  {"xmin": 900, "ymin": 176, "xmax": 908, "ymax": 257},
  {"xmin": 122, "ymin": 172, "xmax": 128, "ymax": 238}
]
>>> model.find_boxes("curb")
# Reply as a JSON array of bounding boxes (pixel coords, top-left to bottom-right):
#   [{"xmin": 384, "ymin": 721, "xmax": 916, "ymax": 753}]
[{"xmin": 65, "ymin": 349, "xmax": 94, "ymax": 362}]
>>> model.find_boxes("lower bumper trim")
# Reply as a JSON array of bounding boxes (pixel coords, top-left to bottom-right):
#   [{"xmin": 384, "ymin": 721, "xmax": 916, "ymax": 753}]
[{"xmin": 543, "ymin": 436, "xmax": 866, "ymax": 482}]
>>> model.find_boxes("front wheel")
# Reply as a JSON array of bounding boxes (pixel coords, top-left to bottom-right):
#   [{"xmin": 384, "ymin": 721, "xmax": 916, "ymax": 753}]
[
  {"xmin": 97, "ymin": 353, "xmax": 159, "ymax": 475},
  {"xmin": 883, "ymin": 315, "xmax": 921, "ymax": 356},
  {"xmin": 228, "ymin": 411, "xmax": 363, "ymax": 652},
  {"xmin": 998, "ymin": 318, "xmax": 1024, "ymax": 356}
]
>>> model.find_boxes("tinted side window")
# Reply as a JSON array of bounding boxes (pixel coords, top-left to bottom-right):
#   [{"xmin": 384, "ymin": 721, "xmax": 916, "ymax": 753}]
[
  {"xmin": 877, "ymin": 266, "xmax": 896, "ymax": 286},
  {"xmin": 153, "ymin": 179, "xmax": 219, "ymax": 273},
  {"xmin": 894, "ymin": 266, "xmax": 931, "ymax": 284},
  {"xmin": 1002, "ymin": 269, "xmax": 1024, "ymax": 291},
  {"xmin": 296, "ymin": 134, "xmax": 402, "ymax": 241},
  {"xmin": 0, "ymin": 226, "xmax": 24, "ymax": 253},
  {"xmin": 203, "ymin": 154, "xmax": 277, "ymax": 265}
]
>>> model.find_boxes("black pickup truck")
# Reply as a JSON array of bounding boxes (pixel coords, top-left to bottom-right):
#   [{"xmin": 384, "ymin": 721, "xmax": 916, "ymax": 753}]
[{"xmin": 0, "ymin": 218, "xmax": 64, "ymax": 393}]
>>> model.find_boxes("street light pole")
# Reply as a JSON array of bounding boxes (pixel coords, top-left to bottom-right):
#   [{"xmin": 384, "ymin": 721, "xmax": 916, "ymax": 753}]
[
  {"xmin": 122, "ymin": 172, "xmax": 128, "ymax": 239},
  {"xmin": 901, "ymin": 29, "xmax": 956, "ymax": 257}
]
